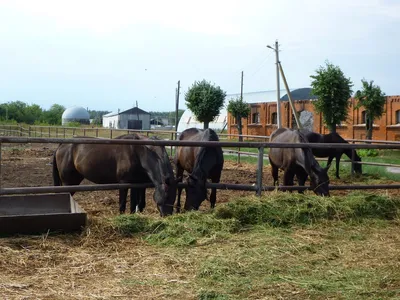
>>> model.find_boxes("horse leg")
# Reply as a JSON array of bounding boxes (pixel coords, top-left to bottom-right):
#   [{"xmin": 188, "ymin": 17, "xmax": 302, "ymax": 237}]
[
  {"xmin": 176, "ymin": 165, "xmax": 184, "ymax": 213},
  {"xmin": 335, "ymin": 154, "xmax": 341, "ymax": 179},
  {"xmin": 137, "ymin": 188, "xmax": 146, "ymax": 212},
  {"xmin": 295, "ymin": 167, "xmax": 308, "ymax": 194},
  {"xmin": 61, "ymin": 172, "xmax": 84, "ymax": 197},
  {"xmin": 271, "ymin": 163, "xmax": 279, "ymax": 186},
  {"xmin": 119, "ymin": 188, "xmax": 129, "ymax": 214},
  {"xmin": 209, "ymin": 167, "xmax": 222, "ymax": 209},
  {"xmin": 326, "ymin": 155, "xmax": 334, "ymax": 169},
  {"xmin": 283, "ymin": 169, "xmax": 295, "ymax": 192}
]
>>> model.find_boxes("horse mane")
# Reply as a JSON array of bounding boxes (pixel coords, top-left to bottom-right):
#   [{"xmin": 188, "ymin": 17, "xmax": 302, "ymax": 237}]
[
  {"xmin": 192, "ymin": 129, "xmax": 221, "ymax": 179},
  {"xmin": 297, "ymin": 130, "xmax": 324, "ymax": 174}
]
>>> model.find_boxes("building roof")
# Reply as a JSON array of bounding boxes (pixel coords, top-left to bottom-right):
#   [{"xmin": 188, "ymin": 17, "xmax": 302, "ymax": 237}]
[
  {"xmin": 62, "ymin": 106, "xmax": 90, "ymax": 120},
  {"xmin": 103, "ymin": 107, "xmax": 150, "ymax": 118}
]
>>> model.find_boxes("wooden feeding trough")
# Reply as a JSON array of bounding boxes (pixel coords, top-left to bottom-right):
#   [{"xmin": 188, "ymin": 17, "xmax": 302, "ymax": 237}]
[{"xmin": 0, "ymin": 193, "xmax": 87, "ymax": 235}]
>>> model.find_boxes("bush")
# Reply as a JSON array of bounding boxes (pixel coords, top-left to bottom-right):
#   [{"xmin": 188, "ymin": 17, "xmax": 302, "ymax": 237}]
[{"xmin": 358, "ymin": 149, "xmax": 379, "ymax": 157}]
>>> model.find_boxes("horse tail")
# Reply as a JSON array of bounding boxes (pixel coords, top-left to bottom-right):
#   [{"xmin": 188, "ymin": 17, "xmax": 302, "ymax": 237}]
[{"xmin": 52, "ymin": 149, "xmax": 62, "ymax": 186}]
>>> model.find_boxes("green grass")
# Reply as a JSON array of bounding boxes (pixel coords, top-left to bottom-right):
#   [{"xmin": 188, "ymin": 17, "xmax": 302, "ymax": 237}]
[
  {"xmin": 114, "ymin": 192, "xmax": 400, "ymax": 299},
  {"xmin": 113, "ymin": 192, "xmax": 400, "ymax": 246}
]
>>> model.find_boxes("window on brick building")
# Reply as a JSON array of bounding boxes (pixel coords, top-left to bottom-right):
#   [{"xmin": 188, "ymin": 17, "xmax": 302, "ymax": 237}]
[
  {"xmin": 250, "ymin": 106, "xmax": 260, "ymax": 124},
  {"xmin": 271, "ymin": 112, "xmax": 277, "ymax": 124},
  {"xmin": 361, "ymin": 111, "xmax": 366, "ymax": 124},
  {"xmin": 396, "ymin": 110, "xmax": 400, "ymax": 124}
]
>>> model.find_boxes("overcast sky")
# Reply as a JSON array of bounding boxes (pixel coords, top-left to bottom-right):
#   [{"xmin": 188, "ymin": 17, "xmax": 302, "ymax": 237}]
[{"xmin": 0, "ymin": 0, "xmax": 399, "ymax": 113}]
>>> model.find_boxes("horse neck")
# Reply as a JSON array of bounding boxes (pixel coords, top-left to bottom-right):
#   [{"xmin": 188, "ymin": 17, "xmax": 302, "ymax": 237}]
[
  {"xmin": 139, "ymin": 146, "xmax": 171, "ymax": 185},
  {"xmin": 192, "ymin": 147, "xmax": 209, "ymax": 179}
]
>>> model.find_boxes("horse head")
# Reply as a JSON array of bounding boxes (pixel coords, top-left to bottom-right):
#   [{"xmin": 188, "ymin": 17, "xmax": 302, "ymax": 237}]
[
  {"xmin": 310, "ymin": 167, "xmax": 330, "ymax": 196},
  {"xmin": 184, "ymin": 174, "xmax": 208, "ymax": 210},
  {"xmin": 154, "ymin": 175, "xmax": 178, "ymax": 216}
]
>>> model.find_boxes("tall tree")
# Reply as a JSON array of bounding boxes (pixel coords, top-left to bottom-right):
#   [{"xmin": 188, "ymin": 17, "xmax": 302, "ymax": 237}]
[
  {"xmin": 354, "ymin": 79, "xmax": 386, "ymax": 140},
  {"xmin": 310, "ymin": 61, "xmax": 353, "ymax": 133},
  {"xmin": 43, "ymin": 104, "xmax": 65, "ymax": 125},
  {"xmin": 227, "ymin": 96, "xmax": 250, "ymax": 141},
  {"xmin": 185, "ymin": 79, "xmax": 226, "ymax": 129}
]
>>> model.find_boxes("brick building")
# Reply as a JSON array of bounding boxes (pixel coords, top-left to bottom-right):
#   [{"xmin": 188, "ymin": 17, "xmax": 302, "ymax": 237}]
[{"xmin": 228, "ymin": 95, "xmax": 400, "ymax": 141}]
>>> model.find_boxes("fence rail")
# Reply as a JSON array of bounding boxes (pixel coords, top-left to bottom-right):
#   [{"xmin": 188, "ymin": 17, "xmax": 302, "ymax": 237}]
[
  {"xmin": 0, "ymin": 128, "xmax": 399, "ymax": 197},
  {"xmin": 2, "ymin": 124, "xmax": 400, "ymax": 144}
]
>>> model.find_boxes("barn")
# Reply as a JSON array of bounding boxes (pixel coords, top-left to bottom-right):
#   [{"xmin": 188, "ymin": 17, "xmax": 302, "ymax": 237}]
[{"xmin": 102, "ymin": 107, "xmax": 151, "ymax": 130}]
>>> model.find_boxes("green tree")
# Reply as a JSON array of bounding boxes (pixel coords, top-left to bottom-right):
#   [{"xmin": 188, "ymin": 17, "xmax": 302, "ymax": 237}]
[
  {"xmin": 310, "ymin": 61, "xmax": 353, "ymax": 133},
  {"xmin": 354, "ymin": 79, "xmax": 386, "ymax": 140},
  {"xmin": 43, "ymin": 104, "xmax": 65, "ymax": 125},
  {"xmin": 185, "ymin": 79, "xmax": 226, "ymax": 129},
  {"xmin": 227, "ymin": 96, "xmax": 250, "ymax": 141},
  {"xmin": 25, "ymin": 104, "xmax": 43, "ymax": 124}
]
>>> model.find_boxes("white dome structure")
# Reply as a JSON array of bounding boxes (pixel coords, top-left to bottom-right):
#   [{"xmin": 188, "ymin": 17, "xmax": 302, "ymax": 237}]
[{"xmin": 62, "ymin": 106, "xmax": 90, "ymax": 125}]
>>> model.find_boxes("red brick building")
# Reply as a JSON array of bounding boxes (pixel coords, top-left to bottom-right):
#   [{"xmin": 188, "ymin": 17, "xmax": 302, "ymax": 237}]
[{"xmin": 228, "ymin": 95, "xmax": 400, "ymax": 141}]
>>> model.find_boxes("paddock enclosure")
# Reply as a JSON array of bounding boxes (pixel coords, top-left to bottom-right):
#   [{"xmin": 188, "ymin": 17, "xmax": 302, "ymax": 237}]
[{"xmin": 1, "ymin": 132, "xmax": 400, "ymax": 299}]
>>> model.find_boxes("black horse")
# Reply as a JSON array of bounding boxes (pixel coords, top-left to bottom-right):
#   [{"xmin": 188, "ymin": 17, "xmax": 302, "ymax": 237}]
[
  {"xmin": 52, "ymin": 133, "xmax": 177, "ymax": 216},
  {"xmin": 174, "ymin": 128, "xmax": 224, "ymax": 212},
  {"xmin": 300, "ymin": 129, "xmax": 362, "ymax": 179},
  {"xmin": 269, "ymin": 128, "xmax": 330, "ymax": 196}
]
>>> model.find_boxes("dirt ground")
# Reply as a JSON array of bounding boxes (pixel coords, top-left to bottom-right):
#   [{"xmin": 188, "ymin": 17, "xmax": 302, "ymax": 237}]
[{"xmin": 0, "ymin": 144, "xmax": 399, "ymax": 299}]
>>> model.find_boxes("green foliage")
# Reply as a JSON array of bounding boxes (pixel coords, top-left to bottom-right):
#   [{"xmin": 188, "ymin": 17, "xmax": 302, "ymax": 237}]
[
  {"xmin": 113, "ymin": 193, "xmax": 399, "ymax": 247},
  {"xmin": 88, "ymin": 110, "xmax": 111, "ymax": 125},
  {"xmin": 185, "ymin": 80, "xmax": 226, "ymax": 129},
  {"xmin": 227, "ymin": 97, "xmax": 250, "ymax": 120},
  {"xmin": 354, "ymin": 79, "xmax": 386, "ymax": 140},
  {"xmin": 43, "ymin": 104, "xmax": 65, "ymax": 125},
  {"xmin": 310, "ymin": 61, "xmax": 353, "ymax": 132},
  {"xmin": 113, "ymin": 212, "xmax": 241, "ymax": 247},
  {"xmin": 227, "ymin": 96, "xmax": 250, "ymax": 141},
  {"xmin": 357, "ymin": 149, "xmax": 379, "ymax": 157}
]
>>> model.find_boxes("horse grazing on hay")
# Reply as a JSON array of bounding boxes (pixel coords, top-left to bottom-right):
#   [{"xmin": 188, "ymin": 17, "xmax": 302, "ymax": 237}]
[
  {"xmin": 269, "ymin": 128, "xmax": 330, "ymax": 196},
  {"xmin": 52, "ymin": 133, "xmax": 177, "ymax": 216},
  {"xmin": 300, "ymin": 129, "xmax": 362, "ymax": 179},
  {"xmin": 174, "ymin": 128, "xmax": 224, "ymax": 212}
]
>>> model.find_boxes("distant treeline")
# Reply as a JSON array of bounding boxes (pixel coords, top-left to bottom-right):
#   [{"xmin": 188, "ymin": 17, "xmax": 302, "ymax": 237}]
[
  {"xmin": 149, "ymin": 109, "xmax": 185, "ymax": 125},
  {"xmin": 0, "ymin": 101, "xmax": 185, "ymax": 126},
  {"xmin": 0, "ymin": 101, "xmax": 110, "ymax": 125}
]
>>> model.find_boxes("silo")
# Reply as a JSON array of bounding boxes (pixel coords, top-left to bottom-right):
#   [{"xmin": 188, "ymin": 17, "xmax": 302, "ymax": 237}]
[{"xmin": 61, "ymin": 106, "xmax": 90, "ymax": 125}]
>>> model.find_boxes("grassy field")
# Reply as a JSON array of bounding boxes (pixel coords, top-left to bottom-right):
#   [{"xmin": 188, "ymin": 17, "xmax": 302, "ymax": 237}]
[{"xmin": 110, "ymin": 192, "xmax": 400, "ymax": 299}]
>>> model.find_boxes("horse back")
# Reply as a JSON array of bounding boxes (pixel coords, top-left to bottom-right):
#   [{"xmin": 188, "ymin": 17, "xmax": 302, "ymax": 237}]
[{"xmin": 269, "ymin": 128, "xmax": 308, "ymax": 170}]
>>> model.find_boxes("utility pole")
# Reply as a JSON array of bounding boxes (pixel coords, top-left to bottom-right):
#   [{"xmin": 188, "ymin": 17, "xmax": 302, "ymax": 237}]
[
  {"xmin": 240, "ymin": 71, "xmax": 244, "ymax": 100},
  {"xmin": 175, "ymin": 80, "xmax": 180, "ymax": 139},
  {"xmin": 267, "ymin": 40, "xmax": 281, "ymax": 128},
  {"xmin": 278, "ymin": 62, "xmax": 302, "ymax": 129}
]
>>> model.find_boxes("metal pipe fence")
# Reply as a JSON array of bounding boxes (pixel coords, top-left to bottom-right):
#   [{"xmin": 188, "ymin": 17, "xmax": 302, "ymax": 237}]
[{"xmin": 0, "ymin": 134, "xmax": 399, "ymax": 197}]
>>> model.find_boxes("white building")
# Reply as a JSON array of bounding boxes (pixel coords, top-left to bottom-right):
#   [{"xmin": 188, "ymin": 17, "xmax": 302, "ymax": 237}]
[{"xmin": 102, "ymin": 107, "xmax": 151, "ymax": 130}]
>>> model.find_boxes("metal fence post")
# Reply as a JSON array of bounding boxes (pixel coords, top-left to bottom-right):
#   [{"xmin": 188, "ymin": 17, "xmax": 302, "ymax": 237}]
[
  {"xmin": 351, "ymin": 142, "xmax": 355, "ymax": 176},
  {"xmin": 170, "ymin": 132, "xmax": 174, "ymax": 156},
  {"xmin": 110, "ymin": 129, "xmax": 113, "ymax": 139},
  {"xmin": 256, "ymin": 146, "xmax": 264, "ymax": 196}
]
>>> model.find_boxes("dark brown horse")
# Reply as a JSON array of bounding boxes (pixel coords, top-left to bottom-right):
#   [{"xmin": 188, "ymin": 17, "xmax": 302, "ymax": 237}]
[
  {"xmin": 299, "ymin": 129, "xmax": 362, "ymax": 179},
  {"xmin": 53, "ymin": 133, "xmax": 177, "ymax": 216},
  {"xmin": 269, "ymin": 128, "xmax": 330, "ymax": 196},
  {"xmin": 174, "ymin": 128, "xmax": 224, "ymax": 212}
]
